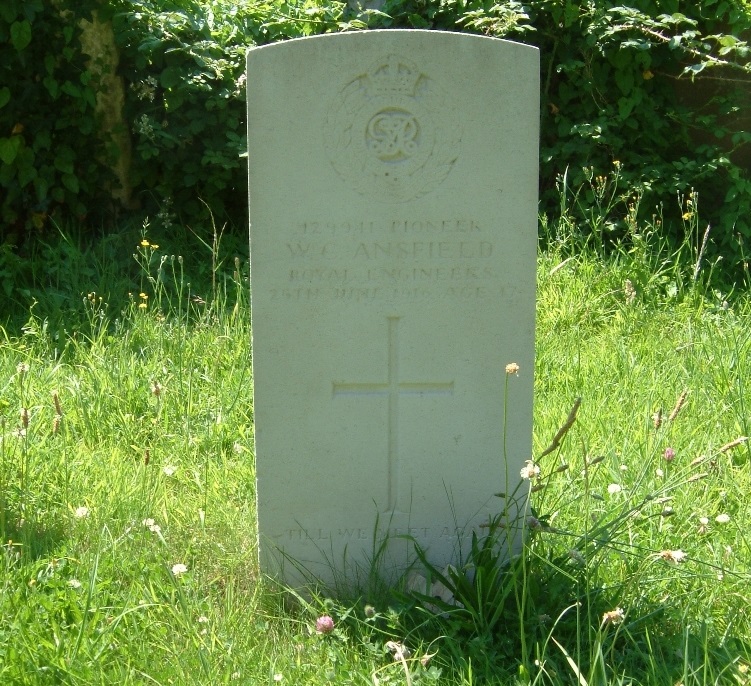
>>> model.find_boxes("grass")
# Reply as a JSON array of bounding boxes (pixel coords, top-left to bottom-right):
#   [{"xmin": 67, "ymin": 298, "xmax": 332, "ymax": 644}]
[{"xmin": 0, "ymin": 199, "xmax": 750, "ymax": 684}]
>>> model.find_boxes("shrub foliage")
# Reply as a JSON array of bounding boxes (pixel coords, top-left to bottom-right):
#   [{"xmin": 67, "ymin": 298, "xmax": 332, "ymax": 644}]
[{"xmin": 1, "ymin": 0, "xmax": 750, "ymax": 278}]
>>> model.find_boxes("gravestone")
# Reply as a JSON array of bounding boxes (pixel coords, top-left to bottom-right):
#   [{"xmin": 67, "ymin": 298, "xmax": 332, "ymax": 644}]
[{"xmin": 247, "ymin": 30, "xmax": 538, "ymax": 588}]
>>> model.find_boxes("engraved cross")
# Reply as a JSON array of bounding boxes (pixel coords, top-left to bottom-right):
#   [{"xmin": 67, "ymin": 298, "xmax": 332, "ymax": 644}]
[{"xmin": 333, "ymin": 316, "xmax": 454, "ymax": 513}]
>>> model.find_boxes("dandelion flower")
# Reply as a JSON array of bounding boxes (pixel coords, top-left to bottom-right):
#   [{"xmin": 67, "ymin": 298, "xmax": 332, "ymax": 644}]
[
  {"xmin": 315, "ymin": 615, "xmax": 335, "ymax": 634},
  {"xmin": 74, "ymin": 506, "xmax": 89, "ymax": 519},
  {"xmin": 505, "ymin": 362, "xmax": 520, "ymax": 375},
  {"xmin": 715, "ymin": 513, "xmax": 730, "ymax": 524},
  {"xmin": 171, "ymin": 563, "xmax": 188, "ymax": 576}
]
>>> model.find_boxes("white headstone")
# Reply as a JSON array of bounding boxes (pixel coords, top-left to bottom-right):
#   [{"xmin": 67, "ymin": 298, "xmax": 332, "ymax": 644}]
[{"xmin": 247, "ymin": 30, "xmax": 538, "ymax": 588}]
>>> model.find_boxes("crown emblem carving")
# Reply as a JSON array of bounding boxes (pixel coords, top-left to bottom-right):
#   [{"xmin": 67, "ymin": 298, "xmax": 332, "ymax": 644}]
[{"xmin": 367, "ymin": 55, "xmax": 423, "ymax": 97}]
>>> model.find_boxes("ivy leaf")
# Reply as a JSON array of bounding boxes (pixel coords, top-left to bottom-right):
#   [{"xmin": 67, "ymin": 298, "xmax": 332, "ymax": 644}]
[{"xmin": 10, "ymin": 20, "xmax": 32, "ymax": 52}]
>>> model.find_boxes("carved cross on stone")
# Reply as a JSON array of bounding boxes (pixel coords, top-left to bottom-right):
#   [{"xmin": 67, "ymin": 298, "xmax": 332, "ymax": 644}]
[{"xmin": 333, "ymin": 316, "xmax": 454, "ymax": 513}]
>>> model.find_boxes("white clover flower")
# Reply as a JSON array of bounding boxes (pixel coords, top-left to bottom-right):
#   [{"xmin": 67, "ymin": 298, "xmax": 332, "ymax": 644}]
[
  {"xmin": 607, "ymin": 483, "xmax": 622, "ymax": 495},
  {"xmin": 163, "ymin": 465, "xmax": 177, "ymax": 477},
  {"xmin": 601, "ymin": 607, "xmax": 625, "ymax": 627},
  {"xmin": 68, "ymin": 579, "xmax": 82, "ymax": 589},
  {"xmin": 74, "ymin": 506, "xmax": 89, "ymax": 519},
  {"xmin": 660, "ymin": 549, "xmax": 687, "ymax": 564},
  {"xmin": 715, "ymin": 513, "xmax": 731, "ymax": 524},
  {"xmin": 171, "ymin": 563, "xmax": 188, "ymax": 576},
  {"xmin": 520, "ymin": 460, "xmax": 541, "ymax": 480}
]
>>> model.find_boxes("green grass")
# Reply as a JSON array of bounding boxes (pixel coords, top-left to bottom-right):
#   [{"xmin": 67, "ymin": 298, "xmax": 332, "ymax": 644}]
[{"xmin": 0, "ymin": 212, "xmax": 750, "ymax": 685}]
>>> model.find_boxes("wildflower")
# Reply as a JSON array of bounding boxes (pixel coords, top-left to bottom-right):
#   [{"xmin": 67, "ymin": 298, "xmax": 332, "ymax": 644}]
[
  {"xmin": 663, "ymin": 447, "xmax": 675, "ymax": 462},
  {"xmin": 364, "ymin": 604, "xmax": 376, "ymax": 618},
  {"xmin": 655, "ymin": 468, "xmax": 664, "ymax": 478},
  {"xmin": 505, "ymin": 362, "xmax": 520, "ymax": 375},
  {"xmin": 68, "ymin": 579, "xmax": 82, "ymax": 589},
  {"xmin": 16, "ymin": 362, "xmax": 29, "ymax": 375},
  {"xmin": 420, "ymin": 653, "xmax": 436, "ymax": 668},
  {"xmin": 315, "ymin": 615, "xmax": 335, "ymax": 634},
  {"xmin": 385, "ymin": 641, "xmax": 411, "ymax": 661},
  {"xmin": 601, "ymin": 607, "xmax": 625, "ymax": 627},
  {"xmin": 526, "ymin": 515, "xmax": 543, "ymax": 532},
  {"xmin": 273, "ymin": 675, "xmax": 283, "ymax": 683},
  {"xmin": 624, "ymin": 279, "xmax": 636, "ymax": 304},
  {"xmin": 197, "ymin": 616, "xmax": 209, "ymax": 624},
  {"xmin": 642, "ymin": 70, "xmax": 654, "ymax": 80},
  {"xmin": 74, "ymin": 506, "xmax": 89, "ymax": 519},
  {"xmin": 171, "ymin": 563, "xmax": 188, "ymax": 576},
  {"xmin": 143, "ymin": 518, "xmax": 155, "ymax": 527},
  {"xmin": 715, "ymin": 513, "xmax": 730, "ymax": 524},
  {"xmin": 660, "ymin": 549, "xmax": 687, "ymax": 564},
  {"xmin": 163, "ymin": 465, "xmax": 177, "ymax": 477},
  {"xmin": 520, "ymin": 460, "xmax": 540, "ymax": 480},
  {"xmin": 140, "ymin": 239, "xmax": 150, "ymax": 247},
  {"xmin": 698, "ymin": 516, "xmax": 709, "ymax": 534},
  {"xmin": 151, "ymin": 381, "xmax": 162, "ymax": 397},
  {"xmin": 607, "ymin": 483, "xmax": 622, "ymax": 495}
]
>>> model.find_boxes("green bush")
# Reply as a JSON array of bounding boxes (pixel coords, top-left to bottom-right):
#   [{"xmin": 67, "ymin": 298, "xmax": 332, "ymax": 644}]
[
  {"xmin": 370, "ymin": 0, "xmax": 751, "ymax": 280},
  {"xmin": 2, "ymin": 0, "xmax": 749, "ymax": 281},
  {"xmin": 0, "ymin": 0, "xmax": 112, "ymax": 239},
  {"xmin": 106, "ymin": 0, "xmax": 351, "ymax": 230}
]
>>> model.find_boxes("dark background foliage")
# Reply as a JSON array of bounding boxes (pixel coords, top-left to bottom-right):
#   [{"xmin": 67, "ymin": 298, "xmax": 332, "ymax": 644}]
[{"xmin": 1, "ymin": 0, "xmax": 750, "ymax": 291}]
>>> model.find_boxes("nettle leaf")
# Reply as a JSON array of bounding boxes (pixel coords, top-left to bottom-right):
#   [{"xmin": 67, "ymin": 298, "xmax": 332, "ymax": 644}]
[{"xmin": 10, "ymin": 19, "xmax": 32, "ymax": 51}]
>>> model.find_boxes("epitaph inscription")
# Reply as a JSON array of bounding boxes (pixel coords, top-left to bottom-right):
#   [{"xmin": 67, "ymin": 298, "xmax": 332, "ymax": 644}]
[{"xmin": 324, "ymin": 55, "xmax": 462, "ymax": 202}]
